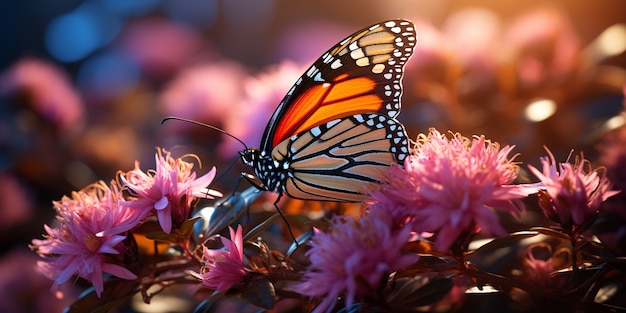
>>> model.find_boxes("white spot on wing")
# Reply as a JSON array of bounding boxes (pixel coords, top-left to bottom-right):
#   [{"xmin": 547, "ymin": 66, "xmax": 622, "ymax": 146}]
[
  {"xmin": 372, "ymin": 63, "xmax": 385, "ymax": 74},
  {"xmin": 330, "ymin": 59, "xmax": 342, "ymax": 69},
  {"xmin": 356, "ymin": 58, "xmax": 370, "ymax": 67}
]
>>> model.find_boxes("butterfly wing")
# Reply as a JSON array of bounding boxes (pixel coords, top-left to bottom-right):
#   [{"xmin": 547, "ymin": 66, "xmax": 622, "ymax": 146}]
[
  {"xmin": 271, "ymin": 113, "xmax": 408, "ymax": 201},
  {"xmin": 260, "ymin": 19, "xmax": 416, "ymax": 152}
]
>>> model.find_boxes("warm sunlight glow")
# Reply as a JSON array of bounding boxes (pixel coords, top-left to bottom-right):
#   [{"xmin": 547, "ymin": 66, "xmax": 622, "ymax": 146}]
[
  {"xmin": 589, "ymin": 24, "xmax": 626, "ymax": 60},
  {"xmin": 524, "ymin": 98, "xmax": 557, "ymax": 122},
  {"xmin": 598, "ymin": 24, "xmax": 626, "ymax": 56}
]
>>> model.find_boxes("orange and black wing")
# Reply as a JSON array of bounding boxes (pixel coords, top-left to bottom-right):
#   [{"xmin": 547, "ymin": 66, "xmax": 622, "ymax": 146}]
[
  {"xmin": 271, "ymin": 113, "xmax": 409, "ymax": 201},
  {"xmin": 260, "ymin": 19, "xmax": 416, "ymax": 152}
]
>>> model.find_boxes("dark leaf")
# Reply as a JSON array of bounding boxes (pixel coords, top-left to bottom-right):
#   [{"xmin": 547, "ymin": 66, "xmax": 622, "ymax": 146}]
[
  {"xmin": 241, "ymin": 277, "xmax": 276, "ymax": 309},
  {"xmin": 243, "ymin": 213, "xmax": 280, "ymax": 242},
  {"xmin": 64, "ymin": 279, "xmax": 138, "ymax": 313},
  {"xmin": 193, "ymin": 298, "xmax": 216, "ymax": 313},
  {"xmin": 471, "ymin": 231, "xmax": 539, "ymax": 255},
  {"xmin": 194, "ymin": 187, "xmax": 263, "ymax": 238},
  {"xmin": 286, "ymin": 229, "xmax": 314, "ymax": 257},
  {"xmin": 389, "ymin": 277, "xmax": 453, "ymax": 308},
  {"xmin": 336, "ymin": 303, "xmax": 364, "ymax": 313},
  {"xmin": 179, "ymin": 216, "xmax": 202, "ymax": 238},
  {"xmin": 530, "ymin": 227, "xmax": 571, "ymax": 240},
  {"xmin": 145, "ymin": 230, "xmax": 180, "ymax": 243}
]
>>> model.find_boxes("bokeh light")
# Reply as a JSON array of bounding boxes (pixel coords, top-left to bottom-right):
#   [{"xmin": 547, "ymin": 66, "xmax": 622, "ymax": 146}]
[{"xmin": 45, "ymin": 2, "xmax": 123, "ymax": 63}]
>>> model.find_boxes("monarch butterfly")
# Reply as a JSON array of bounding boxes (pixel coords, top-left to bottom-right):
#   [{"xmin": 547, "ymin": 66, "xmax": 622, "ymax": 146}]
[{"xmin": 239, "ymin": 19, "xmax": 416, "ymax": 203}]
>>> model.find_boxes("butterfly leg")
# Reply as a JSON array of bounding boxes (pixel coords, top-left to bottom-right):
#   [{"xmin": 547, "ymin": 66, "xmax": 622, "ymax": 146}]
[{"xmin": 273, "ymin": 193, "xmax": 299, "ymax": 246}]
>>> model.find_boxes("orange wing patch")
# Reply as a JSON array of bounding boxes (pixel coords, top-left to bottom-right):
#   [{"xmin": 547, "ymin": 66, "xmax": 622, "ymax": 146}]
[{"xmin": 272, "ymin": 76, "xmax": 382, "ymax": 147}]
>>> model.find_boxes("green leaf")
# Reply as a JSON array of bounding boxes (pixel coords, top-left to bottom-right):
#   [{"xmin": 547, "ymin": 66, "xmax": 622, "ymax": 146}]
[
  {"xmin": 179, "ymin": 216, "xmax": 202, "ymax": 238},
  {"xmin": 145, "ymin": 230, "xmax": 179, "ymax": 243},
  {"xmin": 243, "ymin": 213, "xmax": 280, "ymax": 242},
  {"xmin": 241, "ymin": 276, "xmax": 275, "ymax": 309}
]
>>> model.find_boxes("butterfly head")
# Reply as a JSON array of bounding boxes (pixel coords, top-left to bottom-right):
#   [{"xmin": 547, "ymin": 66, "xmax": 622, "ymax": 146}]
[
  {"xmin": 239, "ymin": 148, "xmax": 284, "ymax": 192},
  {"xmin": 239, "ymin": 148, "xmax": 260, "ymax": 167}
]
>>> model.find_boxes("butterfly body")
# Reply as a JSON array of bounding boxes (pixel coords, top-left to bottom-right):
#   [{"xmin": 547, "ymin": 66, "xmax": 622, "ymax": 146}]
[{"xmin": 240, "ymin": 19, "xmax": 416, "ymax": 202}]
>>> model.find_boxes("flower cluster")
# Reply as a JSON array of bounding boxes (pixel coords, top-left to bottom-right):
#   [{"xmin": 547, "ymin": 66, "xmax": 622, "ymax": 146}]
[
  {"xmin": 528, "ymin": 149, "xmax": 619, "ymax": 232},
  {"xmin": 30, "ymin": 182, "xmax": 138, "ymax": 297},
  {"xmin": 192, "ymin": 225, "xmax": 248, "ymax": 292},
  {"xmin": 28, "ymin": 132, "xmax": 625, "ymax": 313},
  {"xmin": 31, "ymin": 148, "xmax": 220, "ymax": 299},
  {"xmin": 295, "ymin": 208, "xmax": 417, "ymax": 313},
  {"xmin": 16, "ymin": 6, "xmax": 626, "ymax": 312},
  {"xmin": 369, "ymin": 129, "xmax": 539, "ymax": 251},
  {"xmin": 119, "ymin": 148, "xmax": 222, "ymax": 234}
]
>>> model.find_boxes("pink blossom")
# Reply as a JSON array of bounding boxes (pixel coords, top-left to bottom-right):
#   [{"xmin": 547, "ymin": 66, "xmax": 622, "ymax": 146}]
[
  {"xmin": 0, "ymin": 173, "xmax": 34, "ymax": 229},
  {"xmin": 193, "ymin": 225, "xmax": 248, "ymax": 292},
  {"xmin": 119, "ymin": 18, "xmax": 206, "ymax": 79},
  {"xmin": 528, "ymin": 148, "xmax": 619, "ymax": 231},
  {"xmin": 220, "ymin": 61, "xmax": 307, "ymax": 157},
  {"xmin": 522, "ymin": 243, "xmax": 569, "ymax": 288},
  {"xmin": 159, "ymin": 61, "xmax": 247, "ymax": 132},
  {"xmin": 504, "ymin": 7, "xmax": 581, "ymax": 87},
  {"xmin": 31, "ymin": 182, "xmax": 138, "ymax": 297},
  {"xmin": 294, "ymin": 209, "xmax": 418, "ymax": 313},
  {"xmin": 369, "ymin": 129, "xmax": 539, "ymax": 251},
  {"xmin": 0, "ymin": 58, "xmax": 85, "ymax": 134},
  {"xmin": 0, "ymin": 248, "xmax": 79, "ymax": 313},
  {"xmin": 120, "ymin": 148, "xmax": 221, "ymax": 233}
]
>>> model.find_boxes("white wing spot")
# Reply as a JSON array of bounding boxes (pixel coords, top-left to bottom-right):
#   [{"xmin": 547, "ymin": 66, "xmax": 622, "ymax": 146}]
[
  {"xmin": 327, "ymin": 119, "xmax": 340, "ymax": 128},
  {"xmin": 306, "ymin": 66, "xmax": 318, "ymax": 77},
  {"xmin": 322, "ymin": 53, "xmax": 333, "ymax": 64},
  {"xmin": 350, "ymin": 48, "xmax": 365, "ymax": 59},
  {"xmin": 311, "ymin": 127, "xmax": 321, "ymax": 137},
  {"xmin": 356, "ymin": 58, "xmax": 370, "ymax": 67},
  {"xmin": 372, "ymin": 63, "xmax": 385, "ymax": 74},
  {"xmin": 330, "ymin": 59, "xmax": 343, "ymax": 69}
]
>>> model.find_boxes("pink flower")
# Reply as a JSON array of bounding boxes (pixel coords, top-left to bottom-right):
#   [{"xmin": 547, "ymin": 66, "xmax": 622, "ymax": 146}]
[
  {"xmin": 522, "ymin": 243, "xmax": 569, "ymax": 288},
  {"xmin": 120, "ymin": 148, "xmax": 221, "ymax": 234},
  {"xmin": 528, "ymin": 148, "xmax": 619, "ymax": 231},
  {"xmin": 159, "ymin": 60, "xmax": 247, "ymax": 132},
  {"xmin": 0, "ymin": 58, "xmax": 85, "ymax": 134},
  {"xmin": 31, "ymin": 182, "xmax": 138, "ymax": 297},
  {"xmin": 504, "ymin": 7, "xmax": 581, "ymax": 87},
  {"xmin": 0, "ymin": 248, "xmax": 79, "ymax": 313},
  {"xmin": 193, "ymin": 225, "xmax": 248, "ymax": 292},
  {"xmin": 0, "ymin": 173, "xmax": 34, "ymax": 229},
  {"xmin": 119, "ymin": 18, "xmax": 205, "ymax": 79},
  {"xmin": 294, "ymin": 209, "xmax": 418, "ymax": 313},
  {"xmin": 369, "ymin": 129, "xmax": 539, "ymax": 251},
  {"xmin": 220, "ymin": 61, "xmax": 307, "ymax": 157}
]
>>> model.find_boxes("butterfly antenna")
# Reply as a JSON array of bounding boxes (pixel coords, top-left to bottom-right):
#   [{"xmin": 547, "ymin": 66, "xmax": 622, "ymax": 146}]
[
  {"xmin": 161, "ymin": 116, "xmax": 249, "ymax": 150},
  {"xmin": 213, "ymin": 155, "xmax": 242, "ymax": 186}
]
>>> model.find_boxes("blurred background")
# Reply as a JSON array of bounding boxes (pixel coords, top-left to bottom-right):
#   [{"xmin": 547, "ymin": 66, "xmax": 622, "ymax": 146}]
[{"xmin": 1, "ymin": 0, "xmax": 625, "ymax": 312}]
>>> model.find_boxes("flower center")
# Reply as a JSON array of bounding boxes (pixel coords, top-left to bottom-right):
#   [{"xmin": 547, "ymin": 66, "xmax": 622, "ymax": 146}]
[{"xmin": 83, "ymin": 233, "xmax": 101, "ymax": 253}]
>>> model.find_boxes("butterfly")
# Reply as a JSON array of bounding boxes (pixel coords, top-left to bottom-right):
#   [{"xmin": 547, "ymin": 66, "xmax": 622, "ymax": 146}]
[{"xmin": 240, "ymin": 19, "xmax": 416, "ymax": 203}]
